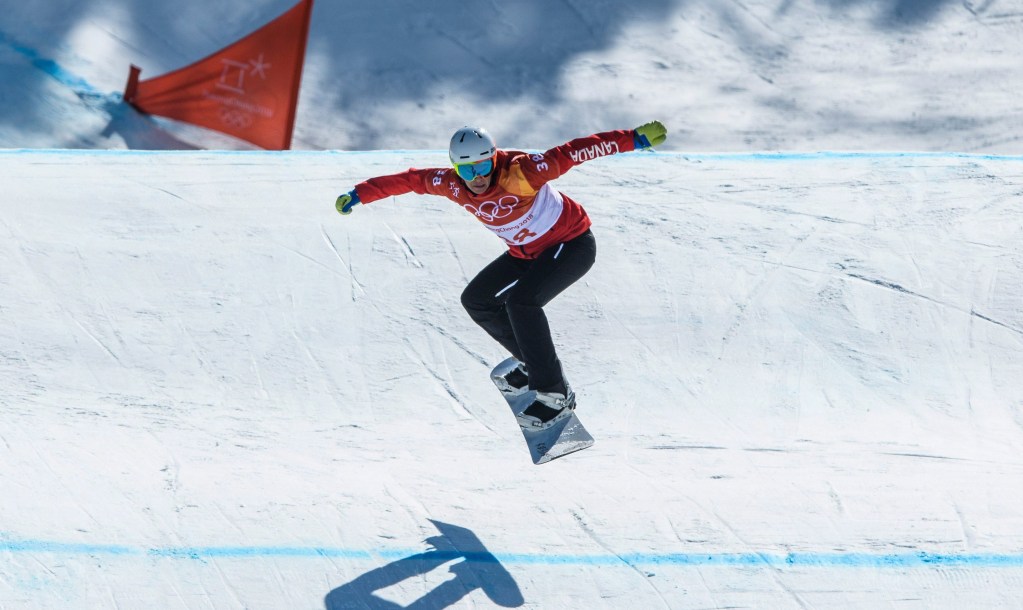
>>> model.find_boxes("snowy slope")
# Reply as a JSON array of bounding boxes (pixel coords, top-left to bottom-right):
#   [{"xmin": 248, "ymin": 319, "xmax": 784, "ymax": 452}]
[
  {"xmin": 3, "ymin": 0, "xmax": 1023, "ymax": 607},
  {"xmin": 2, "ymin": 148, "xmax": 1022, "ymax": 608},
  {"xmin": 1, "ymin": 0, "xmax": 1022, "ymax": 152}
]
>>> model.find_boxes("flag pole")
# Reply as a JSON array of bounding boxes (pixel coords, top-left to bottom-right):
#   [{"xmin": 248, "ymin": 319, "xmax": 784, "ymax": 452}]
[{"xmin": 123, "ymin": 65, "xmax": 142, "ymax": 105}]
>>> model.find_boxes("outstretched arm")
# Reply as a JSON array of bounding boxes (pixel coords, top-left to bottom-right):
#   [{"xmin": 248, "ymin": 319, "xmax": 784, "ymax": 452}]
[
  {"xmin": 519, "ymin": 121, "xmax": 668, "ymax": 187},
  {"xmin": 335, "ymin": 168, "xmax": 448, "ymax": 216}
]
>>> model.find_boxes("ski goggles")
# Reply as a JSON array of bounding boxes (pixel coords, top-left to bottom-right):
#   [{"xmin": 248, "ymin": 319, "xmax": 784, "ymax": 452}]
[{"xmin": 453, "ymin": 158, "xmax": 495, "ymax": 181}]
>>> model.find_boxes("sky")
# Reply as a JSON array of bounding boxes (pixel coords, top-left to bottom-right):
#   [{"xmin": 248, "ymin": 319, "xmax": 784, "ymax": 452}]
[{"xmin": 2, "ymin": 1, "xmax": 1023, "ymax": 609}]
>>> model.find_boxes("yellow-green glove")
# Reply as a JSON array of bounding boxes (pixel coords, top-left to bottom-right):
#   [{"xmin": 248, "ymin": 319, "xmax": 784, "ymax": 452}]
[
  {"xmin": 335, "ymin": 189, "xmax": 360, "ymax": 215},
  {"xmin": 633, "ymin": 120, "xmax": 667, "ymax": 149}
]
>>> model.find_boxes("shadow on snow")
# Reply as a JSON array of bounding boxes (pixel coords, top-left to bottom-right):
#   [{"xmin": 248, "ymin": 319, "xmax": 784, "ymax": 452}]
[{"xmin": 324, "ymin": 520, "xmax": 524, "ymax": 610}]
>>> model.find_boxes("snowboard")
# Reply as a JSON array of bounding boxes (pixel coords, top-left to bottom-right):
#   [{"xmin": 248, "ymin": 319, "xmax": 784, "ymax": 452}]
[{"xmin": 490, "ymin": 357, "xmax": 595, "ymax": 465}]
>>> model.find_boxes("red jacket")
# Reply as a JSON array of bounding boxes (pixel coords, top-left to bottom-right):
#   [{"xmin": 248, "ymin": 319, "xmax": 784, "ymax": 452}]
[{"xmin": 354, "ymin": 129, "xmax": 637, "ymax": 259}]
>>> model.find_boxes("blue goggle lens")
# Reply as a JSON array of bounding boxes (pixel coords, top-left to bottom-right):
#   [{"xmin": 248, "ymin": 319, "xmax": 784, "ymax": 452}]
[{"xmin": 454, "ymin": 159, "xmax": 494, "ymax": 181}]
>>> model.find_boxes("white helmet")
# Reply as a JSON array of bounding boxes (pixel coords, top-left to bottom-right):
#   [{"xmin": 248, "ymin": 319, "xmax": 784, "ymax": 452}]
[{"xmin": 449, "ymin": 126, "xmax": 496, "ymax": 165}]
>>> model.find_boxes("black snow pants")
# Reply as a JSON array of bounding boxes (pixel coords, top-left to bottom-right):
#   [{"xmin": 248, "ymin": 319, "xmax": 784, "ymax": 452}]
[{"xmin": 460, "ymin": 230, "xmax": 596, "ymax": 394}]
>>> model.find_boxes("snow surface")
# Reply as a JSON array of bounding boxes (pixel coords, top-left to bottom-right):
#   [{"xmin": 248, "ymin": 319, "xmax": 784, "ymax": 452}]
[
  {"xmin": 3, "ymin": 0, "xmax": 1023, "ymax": 608},
  {"xmin": 2, "ymin": 148, "xmax": 1022, "ymax": 608}
]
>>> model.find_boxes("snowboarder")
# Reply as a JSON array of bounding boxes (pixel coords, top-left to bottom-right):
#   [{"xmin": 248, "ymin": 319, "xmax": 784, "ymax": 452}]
[{"xmin": 335, "ymin": 121, "xmax": 667, "ymax": 428}]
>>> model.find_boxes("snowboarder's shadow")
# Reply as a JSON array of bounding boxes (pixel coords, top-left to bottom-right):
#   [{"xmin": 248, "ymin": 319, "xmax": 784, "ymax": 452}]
[{"xmin": 324, "ymin": 520, "xmax": 524, "ymax": 610}]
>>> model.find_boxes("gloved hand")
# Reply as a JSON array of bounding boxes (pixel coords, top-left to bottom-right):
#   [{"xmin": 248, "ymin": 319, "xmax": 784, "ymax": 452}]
[
  {"xmin": 335, "ymin": 189, "xmax": 361, "ymax": 215},
  {"xmin": 633, "ymin": 120, "xmax": 667, "ymax": 149}
]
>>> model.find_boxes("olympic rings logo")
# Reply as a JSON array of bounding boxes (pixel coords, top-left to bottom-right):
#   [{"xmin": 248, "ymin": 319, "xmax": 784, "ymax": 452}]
[
  {"xmin": 219, "ymin": 108, "xmax": 253, "ymax": 129},
  {"xmin": 463, "ymin": 195, "xmax": 518, "ymax": 222}
]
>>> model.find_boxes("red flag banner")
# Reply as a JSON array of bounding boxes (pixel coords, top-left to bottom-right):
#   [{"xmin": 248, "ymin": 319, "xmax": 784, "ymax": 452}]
[{"xmin": 124, "ymin": 0, "xmax": 314, "ymax": 150}]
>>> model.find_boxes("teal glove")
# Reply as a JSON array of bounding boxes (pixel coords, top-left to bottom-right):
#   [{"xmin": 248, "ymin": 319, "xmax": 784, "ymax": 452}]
[
  {"xmin": 335, "ymin": 189, "xmax": 360, "ymax": 215},
  {"xmin": 633, "ymin": 120, "xmax": 667, "ymax": 149}
]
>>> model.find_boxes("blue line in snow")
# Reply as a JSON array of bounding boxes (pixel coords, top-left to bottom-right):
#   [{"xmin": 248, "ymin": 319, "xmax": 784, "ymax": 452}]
[
  {"xmin": 1, "ymin": 539, "xmax": 137, "ymax": 556},
  {"xmin": 1, "ymin": 148, "xmax": 1022, "ymax": 161},
  {"xmin": 3, "ymin": 539, "xmax": 1023, "ymax": 568},
  {"xmin": 0, "ymin": 30, "xmax": 102, "ymax": 95},
  {"xmin": 673, "ymin": 150, "xmax": 1023, "ymax": 162}
]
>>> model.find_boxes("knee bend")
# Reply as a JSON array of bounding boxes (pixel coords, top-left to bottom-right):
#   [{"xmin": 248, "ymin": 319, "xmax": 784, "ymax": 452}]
[
  {"xmin": 460, "ymin": 287, "xmax": 478, "ymax": 314},
  {"xmin": 461, "ymin": 286, "xmax": 496, "ymax": 317}
]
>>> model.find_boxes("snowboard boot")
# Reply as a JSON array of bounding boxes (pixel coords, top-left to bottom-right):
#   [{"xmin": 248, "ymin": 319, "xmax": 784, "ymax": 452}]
[
  {"xmin": 495, "ymin": 362, "xmax": 530, "ymax": 397},
  {"xmin": 516, "ymin": 385, "xmax": 576, "ymax": 431}
]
